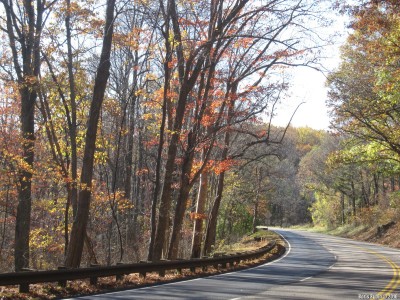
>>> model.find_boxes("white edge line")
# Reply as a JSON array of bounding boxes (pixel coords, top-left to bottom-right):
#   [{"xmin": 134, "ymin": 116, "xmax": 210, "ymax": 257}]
[
  {"xmin": 229, "ymin": 230, "xmax": 292, "ymax": 300},
  {"xmin": 300, "ymin": 276, "xmax": 313, "ymax": 282},
  {"xmin": 328, "ymin": 256, "xmax": 337, "ymax": 269}
]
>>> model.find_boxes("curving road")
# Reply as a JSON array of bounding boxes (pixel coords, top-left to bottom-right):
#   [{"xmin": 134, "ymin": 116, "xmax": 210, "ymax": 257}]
[{"xmin": 68, "ymin": 229, "xmax": 400, "ymax": 299}]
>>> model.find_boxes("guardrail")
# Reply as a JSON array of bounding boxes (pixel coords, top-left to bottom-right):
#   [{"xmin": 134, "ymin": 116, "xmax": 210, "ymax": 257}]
[{"xmin": 0, "ymin": 241, "xmax": 277, "ymax": 293}]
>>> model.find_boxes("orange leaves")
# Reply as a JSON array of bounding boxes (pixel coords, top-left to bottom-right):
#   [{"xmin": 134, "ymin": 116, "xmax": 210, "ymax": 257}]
[
  {"xmin": 113, "ymin": 27, "xmax": 147, "ymax": 50},
  {"xmin": 201, "ymin": 114, "xmax": 215, "ymax": 127},
  {"xmin": 142, "ymin": 87, "xmax": 171, "ymax": 109},
  {"xmin": 136, "ymin": 168, "xmax": 149, "ymax": 176},
  {"xmin": 191, "ymin": 157, "xmax": 239, "ymax": 177},
  {"xmin": 168, "ymin": 60, "xmax": 176, "ymax": 69},
  {"xmin": 213, "ymin": 159, "xmax": 238, "ymax": 175},
  {"xmin": 91, "ymin": 184, "xmax": 133, "ymax": 214},
  {"xmin": 189, "ymin": 212, "xmax": 207, "ymax": 220},
  {"xmin": 233, "ymin": 37, "xmax": 254, "ymax": 50},
  {"xmin": 113, "ymin": 32, "xmax": 139, "ymax": 50},
  {"xmin": 179, "ymin": 17, "xmax": 208, "ymax": 28},
  {"xmin": 23, "ymin": 75, "xmax": 38, "ymax": 86}
]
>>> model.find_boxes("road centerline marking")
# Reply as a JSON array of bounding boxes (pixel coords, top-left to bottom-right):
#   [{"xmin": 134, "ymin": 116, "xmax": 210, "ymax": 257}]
[{"xmin": 354, "ymin": 245, "xmax": 400, "ymax": 296}]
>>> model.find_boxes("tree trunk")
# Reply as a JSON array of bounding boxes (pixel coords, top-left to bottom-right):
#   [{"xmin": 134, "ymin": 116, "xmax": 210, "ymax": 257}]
[
  {"xmin": 65, "ymin": 0, "xmax": 116, "ymax": 268},
  {"xmin": 390, "ymin": 176, "xmax": 395, "ymax": 193},
  {"xmin": 15, "ymin": 87, "xmax": 35, "ymax": 272},
  {"xmin": 124, "ymin": 95, "xmax": 137, "ymax": 202},
  {"xmin": 66, "ymin": 0, "xmax": 78, "ymax": 217},
  {"xmin": 147, "ymin": 12, "xmax": 171, "ymax": 259},
  {"xmin": 191, "ymin": 165, "xmax": 208, "ymax": 258},
  {"xmin": 151, "ymin": 49, "xmax": 205, "ymax": 261},
  {"xmin": 168, "ymin": 133, "xmax": 195, "ymax": 260},
  {"xmin": 373, "ymin": 173, "xmax": 379, "ymax": 205},
  {"xmin": 152, "ymin": 125, "xmax": 185, "ymax": 261},
  {"xmin": 351, "ymin": 181, "xmax": 356, "ymax": 217},
  {"xmin": 203, "ymin": 90, "xmax": 235, "ymax": 255},
  {"xmin": 2, "ymin": 0, "xmax": 45, "ymax": 271},
  {"xmin": 252, "ymin": 200, "xmax": 259, "ymax": 234},
  {"xmin": 341, "ymin": 192, "xmax": 345, "ymax": 225},
  {"xmin": 152, "ymin": 0, "xmax": 245, "ymax": 260},
  {"xmin": 203, "ymin": 171, "xmax": 225, "ymax": 256},
  {"xmin": 252, "ymin": 167, "xmax": 262, "ymax": 233}
]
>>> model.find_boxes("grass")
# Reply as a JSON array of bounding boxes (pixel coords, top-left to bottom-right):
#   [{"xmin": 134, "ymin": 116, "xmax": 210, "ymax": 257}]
[
  {"xmin": 292, "ymin": 222, "xmax": 400, "ymax": 249},
  {"xmin": 292, "ymin": 223, "xmax": 370, "ymax": 236}
]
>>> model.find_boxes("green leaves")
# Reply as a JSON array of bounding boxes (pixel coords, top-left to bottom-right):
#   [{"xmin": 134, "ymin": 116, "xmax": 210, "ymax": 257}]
[{"xmin": 327, "ymin": 0, "xmax": 400, "ymax": 163}]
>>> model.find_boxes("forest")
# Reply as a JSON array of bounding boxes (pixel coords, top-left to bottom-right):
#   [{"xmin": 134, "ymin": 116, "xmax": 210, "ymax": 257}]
[{"xmin": 0, "ymin": 0, "xmax": 399, "ymax": 273}]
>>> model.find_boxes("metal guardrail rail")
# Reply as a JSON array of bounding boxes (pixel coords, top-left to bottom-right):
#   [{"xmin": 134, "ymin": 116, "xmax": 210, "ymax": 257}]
[{"xmin": 0, "ymin": 241, "xmax": 277, "ymax": 293}]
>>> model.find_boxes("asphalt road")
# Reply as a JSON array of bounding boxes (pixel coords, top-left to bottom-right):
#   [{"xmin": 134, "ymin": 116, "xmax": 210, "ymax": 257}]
[{"xmin": 68, "ymin": 229, "xmax": 400, "ymax": 299}]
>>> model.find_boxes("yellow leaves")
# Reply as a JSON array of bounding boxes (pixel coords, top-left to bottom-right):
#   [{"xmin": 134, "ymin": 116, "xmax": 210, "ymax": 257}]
[
  {"xmin": 91, "ymin": 187, "xmax": 133, "ymax": 214},
  {"xmin": 79, "ymin": 182, "xmax": 92, "ymax": 192},
  {"xmin": 1, "ymin": 148, "xmax": 34, "ymax": 178},
  {"xmin": 103, "ymin": 97, "xmax": 122, "ymax": 118},
  {"xmin": 168, "ymin": 30, "xmax": 176, "ymax": 45},
  {"xmin": 117, "ymin": 197, "xmax": 134, "ymax": 213},
  {"xmin": 145, "ymin": 73, "xmax": 158, "ymax": 81},
  {"xmin": 135, "ymin": 89, "xmax": 145, "ymax": 97},
  {"xmin": 30, "ymin": 228, "xmax": 51, "ymax": 249},
  {"xmin": 94, "ymin": 148, "xmax": 108, "ymax": 165},
  {"xmin": 142, "ymin": 113, "xmax": 153, "ymax": 120}
]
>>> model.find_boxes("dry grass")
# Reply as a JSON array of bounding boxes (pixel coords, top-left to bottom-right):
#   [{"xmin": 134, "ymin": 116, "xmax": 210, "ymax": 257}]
[
  {"xmin": 0, "ymin": 233, "xmax": 285, "ymax": 300},
  {"xmin": 301, "ymin": 221, "xmax": 400, "ymax": 249}
]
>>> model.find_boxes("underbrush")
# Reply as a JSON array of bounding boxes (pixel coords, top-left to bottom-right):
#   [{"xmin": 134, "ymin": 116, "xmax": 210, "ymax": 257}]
[{"xmin": 215, "ymin": 229, "xmax": 280, "ymax": 254}]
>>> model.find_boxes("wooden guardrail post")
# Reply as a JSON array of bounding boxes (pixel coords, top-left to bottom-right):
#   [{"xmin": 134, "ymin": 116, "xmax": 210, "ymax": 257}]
[
  {"xmin": 139, "ymin": 261, "xmax": 148, "ymax": 278},
  {"xmin": 190, "ymin": 258, "xmax": 201, "ymax": 273},
  {"xmin": 201, "ymin": 257, "xmax": 208, "ymax": 271},
  {"xmin": 159, "ymin": 259, "xmax": 167, "ymax": 277},
  {"xmin": 221, "ymin": 258, "xmax": 227, "ymax": 269},
  {"xmin": 57, "ymin": 266, "xmax": 67, "ymax": 287},
  {"xmin": 235, "ymin": 253, "xmax": 241, "ymax": 265},
  {"xmin": 176, "ymin": 258, "xmax": 184, "ymax": 274},
  {"xmin": 229, "ymin": 254, "xmax": 236, "ymax": 267},
  {"xmin": 213, "ymin": 252, "xmax": 223, "ymax": 269},
  {"xmin": 116, "ymin": 263, "xmax": 124, "ymax": 281},
  {"xmin": 19, "ymin": 268, "xmax": 33, "ymax": 293},
  {"xmin": 90, "ymin": 264, "xmax": 100, "ymax": 285}
]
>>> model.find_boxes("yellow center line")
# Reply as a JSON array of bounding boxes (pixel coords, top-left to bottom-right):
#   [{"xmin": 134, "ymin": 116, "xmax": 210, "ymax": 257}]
[{"xmin": 354, "ymin": 245, "xmax": 400, "ymax": 296}]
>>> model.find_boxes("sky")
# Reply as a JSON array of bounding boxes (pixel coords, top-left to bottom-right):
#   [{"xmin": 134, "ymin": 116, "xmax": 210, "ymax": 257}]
[
  {"xmin": 272, "ymin": 11, "xmax": 351, "ymax": 130},
  {"xmin": 272, "ymin": 67, "xmax": 332, "ymax": 130}
]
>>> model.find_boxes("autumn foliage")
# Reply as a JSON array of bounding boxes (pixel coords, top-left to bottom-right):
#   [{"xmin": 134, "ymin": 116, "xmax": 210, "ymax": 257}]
[{"xmin": 0, "ymin": 0, "xmax": 333, "ymax": 272}]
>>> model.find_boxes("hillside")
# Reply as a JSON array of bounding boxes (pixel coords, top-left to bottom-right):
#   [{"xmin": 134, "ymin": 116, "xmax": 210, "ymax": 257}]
[{"xmin": 306, "ymin": 222, "xmax": 400, "ymax": 249}]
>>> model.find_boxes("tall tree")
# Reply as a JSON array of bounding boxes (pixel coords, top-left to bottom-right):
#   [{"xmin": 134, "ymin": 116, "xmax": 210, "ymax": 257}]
[
  {"xmin": 151, "ymin": 0, "xmax": 249, "ymax": 261},
  {"xmin": 0, "ymin": 0, "xmax": 51, "ymax": 271},
  {"xmin": 65, "ymin": 0, "xmax": 116, "ymax": 268},
  {"xmin": 327, "ymin": 0, "xmax": 400, "ymax": 160}
]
